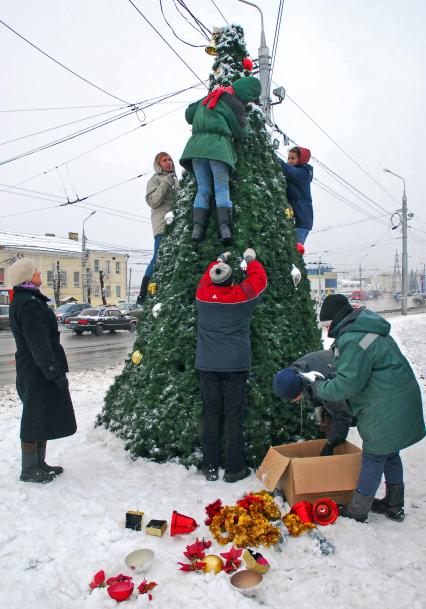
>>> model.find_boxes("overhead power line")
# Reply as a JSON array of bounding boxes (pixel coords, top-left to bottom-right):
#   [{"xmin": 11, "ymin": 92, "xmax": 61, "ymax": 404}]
[
  {"xmin": 284, "ymin": 92, "xmax": 400, "ymax": 206},
  {"xmin": 209, "ymin": 0, "xmax": 228, "ymax": 23},
  {"xmin": 0, "ymin": 104, "xmax": 124, "ymax": 112},
  {"xmin": 0, "ymin": 18, "xmax": 130, "ymax": 104},
  {"xmin": 127, "ymin": 0, "xmax": 207, "ymax": 88},
  {"xmin": 159, "ymin": 0, "xmax": 205, "ymax": 47},
  {"xmin": 0, "ymin": 105, "xmax": 128, "ymax": 147}
]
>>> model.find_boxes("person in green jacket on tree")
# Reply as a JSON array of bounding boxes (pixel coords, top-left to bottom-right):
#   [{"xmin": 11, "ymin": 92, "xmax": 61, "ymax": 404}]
[
  {"xmin": 180, "ymin": 76, "xmax": 261, "ymax": 245},
  {"xmin": 306, "ymin": 294, "xmax": 425, "ymax": 523}
]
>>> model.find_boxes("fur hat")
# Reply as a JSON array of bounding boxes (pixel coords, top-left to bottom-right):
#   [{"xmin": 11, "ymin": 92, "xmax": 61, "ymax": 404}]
[
  {"xmin": 209, "ymin": 261, "xmax": 232, "ymax": 285},
  {"xmin": 273, "ymin": 368, "xmax": 303, "ymax": 400},
  {"xmin": 7, "ymin": 258, "xmax": 37, "ymax": 287},
  {"xmin": 320, "ymin": 294, "xmax": 353, "ymax": 322}
]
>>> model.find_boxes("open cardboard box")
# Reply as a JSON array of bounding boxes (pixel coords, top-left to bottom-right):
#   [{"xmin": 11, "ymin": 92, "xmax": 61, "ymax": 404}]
[{"xmin": 256, "ymin": 439, "xmax": 362, "ymax": 505}]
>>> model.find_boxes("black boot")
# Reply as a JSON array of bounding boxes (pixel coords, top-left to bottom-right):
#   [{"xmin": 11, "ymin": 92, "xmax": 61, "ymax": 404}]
[
  {"xmin": 371, "ymin": 483, "xmax": 405, "ymax": 522},
  {"xmin": 216, "ymin": 207, "xmax": 232, "ymax": 246},
  {"xmin": 136, "ymin": 276, "xmax": 150, "ymax": 305},
  {"xmin": 341, "ymin": 490, "xmax": 374, "ymax": 522},
  {"xmin": 223, "ymin": 467, "xmax": 251, "ymax": 483},
  {"xmin": 202, "ymin": 466, "xmax": 219, "ymax": 482},
  {"xmin": 37, "ymin": 442, "xmax": 64, "ymax": 476},
  {"xmin": 192, "ymin": 208, "xmax": 209, "ymax": 243},
  {"xmin": 20, "ymin": 451, "xmax": 56, "ymax": 484}
]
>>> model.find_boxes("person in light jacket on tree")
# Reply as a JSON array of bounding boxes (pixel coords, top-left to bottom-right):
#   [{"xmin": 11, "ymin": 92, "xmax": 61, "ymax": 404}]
[
  {"xmin": 307, "ymin": 294, "xmax": 425, "ymax": 522},
  {"xmin": 277, "ymin": 146, "xmax": 313, "ymax": 245},
  {"xmin": 273, "ymin": 350, "xmax": 353, "ymax": 455},
  {"xmin": 137, "ymin": 152, "xmax": 178, "ymax": 304},
  {"xmin": 8, "ymin": 258, "xmax": 77, "ymax": 483},
  {"xmin": 180, "ymin": 76, "xmax": 261, "ymax": 245},
  {"xmin": 196, "ymin": 248, "xmax": 267, "ymax": 482}
]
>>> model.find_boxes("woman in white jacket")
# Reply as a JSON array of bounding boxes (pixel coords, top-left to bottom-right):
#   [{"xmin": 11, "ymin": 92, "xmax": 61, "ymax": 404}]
[{"xmin": 137, "ymin": 152, "xmax": 178, "ymax": 304}]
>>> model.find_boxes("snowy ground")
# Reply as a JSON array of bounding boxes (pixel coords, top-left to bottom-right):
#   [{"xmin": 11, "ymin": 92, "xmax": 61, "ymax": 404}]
[{"xmin": 1, "ymin": 315, "xmax": 425, "ymax": 609}]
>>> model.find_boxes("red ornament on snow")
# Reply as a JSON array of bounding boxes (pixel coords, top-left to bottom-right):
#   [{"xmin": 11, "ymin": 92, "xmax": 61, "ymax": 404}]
[
  {"xmin": 296, "ymin": 242, "xmax": 305, "ymax": 255},
  {"xmin": 243, "ymin": 57, "xmax": 253, "ymax": 71}
]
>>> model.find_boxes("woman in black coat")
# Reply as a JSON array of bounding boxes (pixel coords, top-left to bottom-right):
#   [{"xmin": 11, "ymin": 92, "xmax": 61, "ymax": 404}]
[{"xmin": 8, "ymin": 258, "xmax": 77, "ymax": 483}]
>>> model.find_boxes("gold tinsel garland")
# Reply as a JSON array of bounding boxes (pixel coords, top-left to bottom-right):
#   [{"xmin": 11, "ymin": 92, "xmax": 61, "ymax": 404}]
[
  {"xmin": 208, "ymin": 491, "xmax": 282, "ymax": 548},
  {"xmin": 282, "ymin": 513, "xmax": 316, "ymax": 536}
]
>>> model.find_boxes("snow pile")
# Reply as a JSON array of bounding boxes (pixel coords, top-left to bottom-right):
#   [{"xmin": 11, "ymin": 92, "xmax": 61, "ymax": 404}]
[{"xmin": 0, "ymin": 316, "xmax": 425, "ymax": 609}]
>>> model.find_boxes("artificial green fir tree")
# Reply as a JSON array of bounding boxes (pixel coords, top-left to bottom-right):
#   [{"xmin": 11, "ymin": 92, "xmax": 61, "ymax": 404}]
[{"xmin": 99, "ymin": 24, "xmax": 321, "ymax": 467}]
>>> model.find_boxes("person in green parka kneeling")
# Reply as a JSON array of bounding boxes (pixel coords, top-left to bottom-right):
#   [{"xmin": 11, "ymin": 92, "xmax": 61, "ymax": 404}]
[
  {"xmin": 180, "ymin": 76, "xmax": 261, "ymax": 245},
  {"xmin": 307, "ymin": 295, "xmax": 425, "ymax": 523}
]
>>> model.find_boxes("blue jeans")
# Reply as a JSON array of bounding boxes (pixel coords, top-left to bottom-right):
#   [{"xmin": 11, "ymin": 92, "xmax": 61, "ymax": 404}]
[
  {"xmin": 357, "ymin": 451, "xmax": 403, "ymax": 496},
  {"xmin": 295, "ymin": 227, "xmax": 310, "ymax": 244},
  {"xmin": 192, "ymin": 158, "xmax": 232, "ymax": 209},
  {"xmin": 144, "ymin": 234, "xmax": 162, "ymax": 279}
]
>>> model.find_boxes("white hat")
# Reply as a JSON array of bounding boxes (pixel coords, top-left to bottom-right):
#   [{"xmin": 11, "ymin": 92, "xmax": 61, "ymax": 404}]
[
  {"xmin": 7, "ymin": 258, "xmax": 37, "ymax": 287},
  {"xmin": 209, "ymin": 262, "xmax": 232, "ymax": 285}
]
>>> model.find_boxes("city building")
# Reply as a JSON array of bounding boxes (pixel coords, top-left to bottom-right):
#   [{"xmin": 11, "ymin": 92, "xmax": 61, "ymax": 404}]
[
  {"xmin": 0, "ymin": 231, "xmax": 128, "ymax": 306},
  {"xmin": 306, "ymin": 264, "xmax": 338, "ymax": 302}
]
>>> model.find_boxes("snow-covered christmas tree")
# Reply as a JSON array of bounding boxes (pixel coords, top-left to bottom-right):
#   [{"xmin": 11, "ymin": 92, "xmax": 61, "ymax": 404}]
[{"xmin": 98, "ymin": 24, "xmax": 321, "ymax": 467}]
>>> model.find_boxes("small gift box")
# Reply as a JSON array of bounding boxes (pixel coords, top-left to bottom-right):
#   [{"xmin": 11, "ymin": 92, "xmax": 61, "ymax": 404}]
[
  {"xmin": 125, "ymin": 511, "xmax": 144, "ymax": 531},
  {"xmin": 145, "ymin": 519, "xmax": 167, "ymax": 537}
]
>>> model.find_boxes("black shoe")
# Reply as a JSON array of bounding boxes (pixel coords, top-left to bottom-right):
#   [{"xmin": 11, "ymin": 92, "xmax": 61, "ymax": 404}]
[
  {"xmin": 202, "ymin": 466, "xmax": 219, "ymax": 481},
  {"xmin": 136, "ymin": 276, "xmax": 150, "ymax": 305},
  {"xmin": 192, "ymin": 208, "xmax": 209, "ymax": 243},
  {"xmin": 372, "ymin": 483, "xmax": 405, "ymax": 522},
  {"xmin": 20, "ymin": 468, "xmax": 56, "ymax": 483},
  {"xmin": 223, "ymin": 467, "xmax": 250, "ymax": 483},
  {"xmin": 216, "ymin": 207, "xmax": 232, "ymax": 246}
]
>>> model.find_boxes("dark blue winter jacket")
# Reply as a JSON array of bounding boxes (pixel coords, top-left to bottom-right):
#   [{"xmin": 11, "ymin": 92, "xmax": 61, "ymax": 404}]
[{"xmin": 278, "ymin": 159, "xmax": 314, "ymax": 230}]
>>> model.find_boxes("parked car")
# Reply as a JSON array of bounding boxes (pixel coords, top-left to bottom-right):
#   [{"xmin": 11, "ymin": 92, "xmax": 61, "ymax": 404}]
[
  {"xmin": 350, "ymin": 299, "xmax": 366, "ymax": 311},
  {"xmin": 119, "ymin": 302, "xmax": 143, "ymax": 318},
  {"xmin": 64, "ymin": 306, "xmax": 138, "ymax": 336},
  {"xmin": 412, "ymin": 293, "xmax": 426, "ymax": 305},
  {"xmin": 0, "ymin": 304, "xmax": 10, "ymax": 330},
  {"xmin": 55, "ymin": 302, "xmax": 90, "ymax": 325}
]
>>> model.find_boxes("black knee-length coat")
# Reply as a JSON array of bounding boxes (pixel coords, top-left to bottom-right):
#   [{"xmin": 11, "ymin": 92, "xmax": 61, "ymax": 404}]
[{"xmin": 9, "ymin": 286, "xmax": 77, "ymax": 441}]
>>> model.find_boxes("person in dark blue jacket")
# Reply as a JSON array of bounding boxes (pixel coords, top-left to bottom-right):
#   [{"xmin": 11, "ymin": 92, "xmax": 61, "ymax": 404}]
[
  {"xmin": 277, "ymin": 146, "xmax": 313, "ymax": 244},
  {"xmin": 196, "ymin": 248, "xmax": 267, "ymax": 483}
]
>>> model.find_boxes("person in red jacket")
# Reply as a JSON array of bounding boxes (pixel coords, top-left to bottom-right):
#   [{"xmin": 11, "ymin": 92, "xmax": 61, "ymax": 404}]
[{"xmin": 196, "ymin": 248, "xmax": 267, "ymax": 482}]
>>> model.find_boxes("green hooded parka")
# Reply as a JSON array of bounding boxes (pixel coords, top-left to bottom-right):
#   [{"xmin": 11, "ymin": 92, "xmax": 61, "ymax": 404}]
[
  {"xmin": 179, "ymin": 76, "xmax": 261, "ymax": 173},
  {"xmin": 315, "ymin": 309, "xmax": 425, "ymax": 454}
]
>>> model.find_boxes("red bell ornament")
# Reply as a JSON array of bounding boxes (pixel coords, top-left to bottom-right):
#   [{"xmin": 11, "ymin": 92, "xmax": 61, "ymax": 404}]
[
  {"xmin": 312, "ymin": 498, "xmax": 339, "ymax": 525},
  {"xmin": 170, "ymin": 510, "xmax": 198, "ymax": 536},
  {"xmin": 290, "ymin": 501, "xmax": 315, "ymax": 524}
]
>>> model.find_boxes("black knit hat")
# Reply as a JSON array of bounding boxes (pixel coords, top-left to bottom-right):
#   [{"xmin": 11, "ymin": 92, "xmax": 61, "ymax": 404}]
[{"xmin": 320, "ymin": 294, "xmax": 353, "ymax": 322}]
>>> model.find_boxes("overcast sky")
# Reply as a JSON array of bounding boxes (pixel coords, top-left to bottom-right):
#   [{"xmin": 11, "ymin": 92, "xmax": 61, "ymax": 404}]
[{"xmin": 1, "ymin": 0, "xmax": 425, "ymax": 283}]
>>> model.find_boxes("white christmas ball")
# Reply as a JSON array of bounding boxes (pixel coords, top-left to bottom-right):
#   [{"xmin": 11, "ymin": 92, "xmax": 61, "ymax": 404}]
[
  {"xmin": 164, "ymin": 211, "xmax": 174, "ymax": 225},
  {"xmin": 152, "ymin": 303, "xmax": 163, "ymax": 317}
]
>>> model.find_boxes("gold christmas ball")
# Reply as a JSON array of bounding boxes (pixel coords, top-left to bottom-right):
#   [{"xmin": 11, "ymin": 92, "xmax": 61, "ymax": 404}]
[
  {"xmin": 147, "ymin": 282, "xmax": 157, "ymax": 295},
  {"xmin": 131, "ymin": 350, "xmax": 143, "ymax": 365},
  {"xmin": 202, "ymin": 554, "xmax": 224, "ymax": 575},
  {"xmin": 285, "ymin": 207, "xmax": 294, "ymax": 219}
]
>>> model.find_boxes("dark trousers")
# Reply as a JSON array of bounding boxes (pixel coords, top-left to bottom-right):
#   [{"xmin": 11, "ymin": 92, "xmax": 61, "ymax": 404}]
[
  {"xmin": 357, "ymin": 451, "xmax": 403, "ymax": 496},
  {"xmin": 200, "ymin": 370, "xmax": 248, "ymax": 473}
]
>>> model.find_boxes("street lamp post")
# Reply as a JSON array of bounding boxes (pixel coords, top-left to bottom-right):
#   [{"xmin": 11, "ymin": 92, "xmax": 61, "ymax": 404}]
[
  {"xmin": 358, "ymin": 254, "xmax": 369, "ymax": 298},
  {"xmin": 383, "ymin": 168, "xmax": 408, "ymax": 315},
  {"xmin": 81, "ymin": 211, "xmax": 96, "ymax": 302},
  {"xmin": 237, "ymin": 0, "xmax": 270, "ymax": 117}
]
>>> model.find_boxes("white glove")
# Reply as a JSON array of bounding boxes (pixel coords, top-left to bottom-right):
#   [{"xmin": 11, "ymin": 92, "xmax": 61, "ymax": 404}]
[
  {"xmin": 243, "ymin": 248, "xmax": 256, "ymax": 262},
  {"xmin": 217, "ymin": 251, "xmax": 231, "ymax": 263},
  {"xmin": 299, "ymin": 371, "xmax": 325, "ymax": 383}
]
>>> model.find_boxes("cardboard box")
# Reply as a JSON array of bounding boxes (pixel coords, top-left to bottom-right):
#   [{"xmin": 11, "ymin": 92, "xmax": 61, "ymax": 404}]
[{"xmin": 256, "ymin": 439, "xmax": 361, "ymax": 506}]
